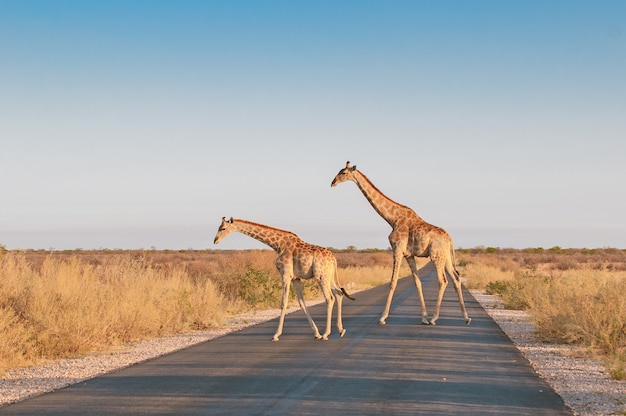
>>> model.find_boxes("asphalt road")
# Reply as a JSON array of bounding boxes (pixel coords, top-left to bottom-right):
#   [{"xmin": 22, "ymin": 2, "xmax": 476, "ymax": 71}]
[{"xmin": 1, "ymin": 271, "xmax": 572, "ymax": 415}]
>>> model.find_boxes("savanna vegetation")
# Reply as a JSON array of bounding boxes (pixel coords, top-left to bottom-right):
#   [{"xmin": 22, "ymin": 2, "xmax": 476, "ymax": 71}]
[
  {"xmin": 456, "ymin": 246, "xmax": 626, "ymax": 380},
  {"xmin": 0, "ymin": 247, "xmax": 394, "ymax": 375},
  {"xmin": 0, "ymin": 244, "xmax": 624, "ymax": 380}
]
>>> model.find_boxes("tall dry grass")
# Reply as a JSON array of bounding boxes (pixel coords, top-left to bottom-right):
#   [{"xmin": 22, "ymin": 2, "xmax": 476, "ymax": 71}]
[
  {"xmin": 457, "ymin": 247, "xmax": 626, "ymax": 380},
  {"xmin": 0, "ymin": 248, "xmax": 393, "ymax": 375},
  {"xmin": 5, "ymin": 246, "xmax": 624, "ymax": 380},
  {"xmin": 0, "ymin": 252, "xmax": 229, "ymax": 375},
  {"xmin": 521, "ymin": 268, "xmax": 626, "ymax": 379}
]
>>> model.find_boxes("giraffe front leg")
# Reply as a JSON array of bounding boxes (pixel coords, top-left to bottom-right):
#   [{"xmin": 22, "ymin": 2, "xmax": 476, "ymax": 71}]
[
  {"xmin": 380, "ymin": 250, "xmax": 403, "ymax": 325},
  {"xmin": 379, "ymin": 279, "xmax": 398, "ymax": 325},
  {"xmin": 379, "ymin": 277, "xmax": 396, "ymax": 325},
  {"xmin": 273, "ymin": 279, "xmax": 293, "ymax": 341}
]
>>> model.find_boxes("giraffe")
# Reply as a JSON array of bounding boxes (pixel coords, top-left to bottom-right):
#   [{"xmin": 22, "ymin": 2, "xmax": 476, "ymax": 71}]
[
  {"xmin": 331, "ymin": 161, "xmax": 471, "ymax": 326},
  {"xmin": 213, "ymin": 217, "xmax": 355, "ymax": 341}
]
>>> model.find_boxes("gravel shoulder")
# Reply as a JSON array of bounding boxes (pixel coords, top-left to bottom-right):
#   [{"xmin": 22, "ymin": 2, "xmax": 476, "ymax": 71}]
[
  {"xmin": 1, "ymin": 292, "xmax": 624, "ymax": 415},
  {"xmin": 0, "ymin": 304, "xmax": 310, "ymax": 407},
  {"xmin": 470, "ymin": 290, "xmax": 625, "ymax": 416}
]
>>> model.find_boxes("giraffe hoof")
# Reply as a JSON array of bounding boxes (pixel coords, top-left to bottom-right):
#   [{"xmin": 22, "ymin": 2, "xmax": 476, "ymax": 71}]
[
  {"xmin": 272, "ymin": 337, "xmax": 279, "ymax": 342},
  {"xmin": 314, "ymin": 335, "xmax": 323, "ymax": 340},
  {"xmin": 421, "ymin": 319, "xmax": 430, "ymax": 325},
  {"xmin": 429, "ymin": 320, "xmax": 437, "ymax": 326},
  {"xmin": 340, "ymin": 329, "xmax": 346, "ymax": 337},
  {"xmin": 466, "ymin": 318, "xmax": 472, "ymax": 326},
  {"xmin": 378, "ymin": 319, "xmax": 386, "ymax": 325}
]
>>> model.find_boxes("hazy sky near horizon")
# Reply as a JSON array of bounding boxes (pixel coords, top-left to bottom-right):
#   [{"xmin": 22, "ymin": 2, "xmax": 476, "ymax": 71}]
[{"xmin": 1, "ymin": 1, "xmax": 625, "ymax": 251}]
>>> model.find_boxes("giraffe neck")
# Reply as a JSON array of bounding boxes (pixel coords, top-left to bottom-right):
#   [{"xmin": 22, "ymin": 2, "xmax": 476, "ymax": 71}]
[
  {"xmin": 352, "ymin": 170, "xmax": 410, "ymax": 227},
  {"xmin": 232, "ymin": 219, "xmax": 295, "ymax": 251}
]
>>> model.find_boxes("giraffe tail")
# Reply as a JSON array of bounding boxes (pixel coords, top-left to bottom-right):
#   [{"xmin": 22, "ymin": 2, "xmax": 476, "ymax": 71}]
[
  {"xmin": 334, "ymin": 262, "xmax": 356, "ymax": 300},
  {"xmin": 450, "ymin": 243, "xmax": 461, "ymax": 279},
  {"xmin": 341, "ymin": 287, "xmax": 356, "ymax": 301}
]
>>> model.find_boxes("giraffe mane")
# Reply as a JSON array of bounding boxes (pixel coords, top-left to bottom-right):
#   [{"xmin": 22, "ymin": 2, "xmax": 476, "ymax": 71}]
[
  {"xmin": 356, "ymin": 169, "xmax": 412, "ymax": 211},
  {"xmin": 233, "ymin": 219, "xmax": 300, "ymax": 238}
]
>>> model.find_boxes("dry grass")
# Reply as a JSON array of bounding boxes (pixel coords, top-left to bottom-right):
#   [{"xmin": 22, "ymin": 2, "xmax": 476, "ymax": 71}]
[
  {"xmin": 2, "ymin": 246, "xmax": 625, "ymax": 380},
  {"xmin": 0, "ymin": 248, "xmax": 394, "ymax": 375},
  {"xmin": 457, "ymin": 247, "xmax": 626, "ymax": 380},
  {"xmin": 0, "ymin": 251, "xmax": 228, "ymax": 374},
  {"xmin": 339, "ymin": 265, "xmax": 396, "ymax": 290}
]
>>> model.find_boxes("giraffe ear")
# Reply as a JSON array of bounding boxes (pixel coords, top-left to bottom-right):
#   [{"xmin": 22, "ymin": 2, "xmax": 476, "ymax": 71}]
[
  {"xmin": 351, "ymin": 164, "xmax": 357, "ymax": 171},
  {"xmin": 229, "ymin": 217, "xmax": 234, "ymax": 223}
]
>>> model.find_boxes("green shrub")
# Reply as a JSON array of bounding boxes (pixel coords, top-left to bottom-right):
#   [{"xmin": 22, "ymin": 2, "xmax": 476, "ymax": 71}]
[
  {"xmin": 237, "ymin": 266, "xmax": 282, "ymax": 308},
  {"xmin": 486, "ymin": 280, "xmax": 529, "ymax": 310}
]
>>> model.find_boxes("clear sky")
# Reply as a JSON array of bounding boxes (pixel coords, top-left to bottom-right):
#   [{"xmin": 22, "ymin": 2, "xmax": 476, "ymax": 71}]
[{"xmin": 1, "ymin": 1, "xmax": 625, "ymax": 251}]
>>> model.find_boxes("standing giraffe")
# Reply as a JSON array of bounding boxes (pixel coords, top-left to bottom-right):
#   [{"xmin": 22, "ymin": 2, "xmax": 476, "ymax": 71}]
[
  {"xmin": 331, "ymin": 161, "xmax": 471, "ymax": 326},
  {"xmin": 213, "ymin": 217, "xmax": 355, "ymax": 341}
]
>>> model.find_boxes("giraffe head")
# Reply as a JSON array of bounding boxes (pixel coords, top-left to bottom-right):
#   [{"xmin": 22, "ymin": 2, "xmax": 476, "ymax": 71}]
[
  {"xmin": 214, "ymin": 217, "xmax": 235, "ymax": 244},
  {"xmin": 331, "ymin": 161, "xmax": 358, "ymax": 187}
]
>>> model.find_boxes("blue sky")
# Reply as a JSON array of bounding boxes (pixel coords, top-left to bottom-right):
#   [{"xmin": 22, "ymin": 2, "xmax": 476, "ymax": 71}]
[{"xmin": 1, "ymin": 1, "xmax": 625, "ymax": 250}]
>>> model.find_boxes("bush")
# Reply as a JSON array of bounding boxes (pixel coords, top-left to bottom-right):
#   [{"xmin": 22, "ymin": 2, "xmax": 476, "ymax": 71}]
[
  {"xmin": 237, "ymin": 266, "xmax": 282, "ymax": 308},
  {"xmin": 486, "ymin": 280, "xmax": 529, "ymax": 310}
]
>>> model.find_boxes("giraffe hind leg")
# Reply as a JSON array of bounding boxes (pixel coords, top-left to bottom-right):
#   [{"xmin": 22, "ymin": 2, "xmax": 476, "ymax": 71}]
[
  {"xmin": 429, "ymin": 259, "xmax": 448, "ymax": 326},
  {"xmin": 293, "ymin": 279, "xmax": 323, "ymax": 340},
  {"xmin": 334, "ymin": 288, "xmax": 346, "ymax": 337},
  {"xmin": 406, "ymin": 256, "xmax": 430, "ymax": 325},
  {"xmin": 319, "ymin": 280, "xmax": 336, "ymax": 341},
  {"xmin": 322, "ymin": 296, "xmax": 334, "ymax": 340},
  {"xmin": 449, "ymin": 263, "xmax": 471, "ymax": 325}
]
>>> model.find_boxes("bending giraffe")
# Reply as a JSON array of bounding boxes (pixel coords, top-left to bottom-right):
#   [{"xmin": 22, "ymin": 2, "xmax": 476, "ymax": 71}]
[
  {"xmin": 331, "ymin": 161, "xmax": 471, "ymax": 326},
  {"xmin": 213, "ymin": 217, "xmax": 355, "ymax": 341}
]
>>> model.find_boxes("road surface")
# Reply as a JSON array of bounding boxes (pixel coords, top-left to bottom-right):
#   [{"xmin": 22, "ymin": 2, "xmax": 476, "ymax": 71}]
[{"xmin": 1, "ymin": 270, "xmax": 572, "ymax": 415}]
